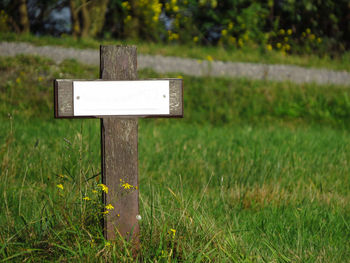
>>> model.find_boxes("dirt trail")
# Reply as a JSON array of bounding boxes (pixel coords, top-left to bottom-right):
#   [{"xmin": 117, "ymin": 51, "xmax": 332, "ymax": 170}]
[{"xmin": 0, "ymin": 41, "xmax": 349, "ymax": 86}]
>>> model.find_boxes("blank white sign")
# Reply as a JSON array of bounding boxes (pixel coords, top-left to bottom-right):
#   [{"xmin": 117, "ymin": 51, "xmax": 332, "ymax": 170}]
[{"xmin": 73, "ymin": 80, "xmax": 170, "ymax": 116}]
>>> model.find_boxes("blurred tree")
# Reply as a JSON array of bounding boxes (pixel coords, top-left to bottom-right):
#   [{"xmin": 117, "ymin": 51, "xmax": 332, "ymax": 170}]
[
  {"xmin": 18, "ymin": 0, "xmax": 30, "ymax": 33},
  {"xmin": 28, "ymin": 0, "xmax": 68, "ymax": 35},
  {"xmin": 0, "ymin": 0, "xmax": 30, "ymax": 33},
  {"xmin": 102, "ymin": 0, "xmax": 123, "ymax": 39},
  {"xmin": 69, "ymin": 0, "xmax": 109, "ymax": 38}
]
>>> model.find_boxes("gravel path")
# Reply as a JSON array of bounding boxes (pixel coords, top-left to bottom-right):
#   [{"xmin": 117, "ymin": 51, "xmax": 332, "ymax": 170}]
[{"xmin": 1, "ymin": 41, "xmax": 349, "ymax": 86}]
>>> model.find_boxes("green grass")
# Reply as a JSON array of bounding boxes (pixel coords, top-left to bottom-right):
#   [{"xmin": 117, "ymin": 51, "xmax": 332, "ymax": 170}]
[
  {"xmin": 0, "ymin": 55, "xmax": 349, "ymax": 262},
  {"xmin": 1, "ymin": 32, "xmax": 350, "ymax": 72}
]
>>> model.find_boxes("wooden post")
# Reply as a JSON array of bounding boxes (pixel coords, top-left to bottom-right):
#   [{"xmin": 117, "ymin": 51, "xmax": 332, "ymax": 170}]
[
  {"xmin": 100, "ymin": 46, "xmax": 140, "ymax": 241},
  {"xmin": 54, "ymin": 45, "xmax": 184, "ymax": 249}
]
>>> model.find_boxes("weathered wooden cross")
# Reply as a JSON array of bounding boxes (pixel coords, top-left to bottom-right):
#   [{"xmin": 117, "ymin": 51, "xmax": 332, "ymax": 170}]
[{"xmin": 53, "ymin": 46, "xmax": 183, "ymax": 243}]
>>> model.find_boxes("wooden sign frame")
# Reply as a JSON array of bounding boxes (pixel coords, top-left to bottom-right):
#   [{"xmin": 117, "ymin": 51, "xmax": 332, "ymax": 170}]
[{"xmin": 54, "ymin": 79, "xmax": 183, "ymax": 118}]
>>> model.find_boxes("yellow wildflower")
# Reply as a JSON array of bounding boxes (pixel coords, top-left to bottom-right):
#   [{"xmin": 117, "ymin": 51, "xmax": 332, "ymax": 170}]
[
  {"xmin": 287, "ymin": 29, "xmax": 292, "ymax": 35},
  {"xmin": 122, "ymin": 183, "xmax": 132, "ymax": 189},
  {"xmin": 306, "ymin": 28, "xmax": 311, "ymax": 34},
  {"xmin": 276, "ymin": 42, "xmax": 282, "ymax": 49},
  {"xmin": 169, "ymin": 33, "xmax": 179, "ymax": 40},
  {"xmin": 98, "ymin": 184, "xmax": 108, "ymax": 193},
  {"xmin": 38, "ymin": 76, "xmax": 43, "ymax": 82},
  {"xmin": 228, "ymin": 36, "xmax": 236, "ymax": 44},
  {"xmin": 105, "ymin": 241, "xmax": 111, "ymax": 247},
  {"xmin": 317, "ymin": 37, "xmax": 322, "ymax": 43},
  {"xmin": 102, "ymin": 210, "xmax": 109, "ymax": 215},
  {"xmin": 279, "ymin": 29, "xmax": 285, "ymax": 35},
  {"xmin": 228, "ymin": 22, "xmax": 234, "ymax": 30},
  {"xmin": 309, "ymin": 34, "xmax": 315, "ymax": 40},
  {"xmin": 124, "ymin": 15, "xmax": 132, "ymax": 23},
  {"xmin": 193, "ymin": 36, "xmax": 199, "ymax": 43},
  {"xmin": 177, "ymin": 75, "xmax": 183, "ymax": 79},
  {"xmin": 105, "ymin": 204, "xmax": 114, "ymax": 210},
  {"xmin": 90, "ymin": 239, "xmax": 95, "ymax": 248},
  {"xmin": 266, "ymin": 44, "xmax": 273, "ymax": 51},
  {"xmin": 121, "ymin": 1, "xmax": 130, "ymax": 9},
  {"xmin": 221, "ymin": 29, "xmax": 227, "ymax": 36},
  {"xmin": 170, "ymin": 228, "xmax": 176, "ymax": 238},
  {"xmin": 173, "ymin": 5, "xmax": 179, "ymax": 12},
  {"xmin": 57, "ymin": 184, "xmax": 64, "ymax": 190},
  {"xmin": 285, "ymin": 44, "xmax": 291, "ymax": 51},
  {"xmin": 92, "ymin": 190, "xmax": 98, "ymax": 194},
  {"xmin": 83, "ymin": 196, "xmax": 91, "ymax": 201},
  {"xmin": 16, "ymin": 78, "xmax": 21, "ymax": 84},
  {"xmin": 206, "ymin": 55, "xmax": 213, "ymax": 62}
]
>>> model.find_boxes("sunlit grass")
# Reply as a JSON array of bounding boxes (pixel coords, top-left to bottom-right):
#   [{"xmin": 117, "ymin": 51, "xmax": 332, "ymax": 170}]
[{"xmin": 0, "ymin": 55, "xmax": 349, "ymax": 261}]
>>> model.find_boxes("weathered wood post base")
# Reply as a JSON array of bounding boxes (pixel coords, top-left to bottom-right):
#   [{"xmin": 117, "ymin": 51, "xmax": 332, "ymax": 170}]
[{"xmin": 100, "ymin": 46, "xmax": 139, "ymax": 242}]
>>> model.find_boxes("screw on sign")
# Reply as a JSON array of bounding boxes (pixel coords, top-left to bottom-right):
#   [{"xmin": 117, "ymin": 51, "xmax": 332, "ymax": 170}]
[{"xmin": 53, "ymin": 46, "xmax": 183, "ymax": 249}]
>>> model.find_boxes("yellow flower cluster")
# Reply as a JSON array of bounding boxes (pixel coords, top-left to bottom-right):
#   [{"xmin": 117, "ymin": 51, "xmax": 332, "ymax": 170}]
[
  {"xmin": 206, "ymin": 55, "xmax": 213, "ymax": 62},
  {"xmin": 169, "ymin": 228, "xmax": 176, "ymax": 239},
  {"xmin": 199, "ymin": 0, "xmax": 217, "ymax": 8},
  {"xmin": 119, "ymin": 178, "xmax": 138, "ymax": 190},
  {"xmin": 218, "ymin": 21, "xmax": 242, "ymax": 48},
  {"xmin": 0, "ymin": 10, "xmax": 9, "ymax": 32},
  {"xmin": 266, "ymin": 28, "xmax": 295, "ymax": 53},
  {"xmin": 122, "ymin": 183, "xmax": 132, "ymax": 189},
  {"xmin": 168, "ymin": 30, "xmax": 179, "ymax": 41},
  {"xmin": 166, "ymin": 0, "xmax": 179, "ymax": 12},
  {"xmin": 102, "ymin": 203, "xmax": 114, "ymax": 215},
  {"xmin": 98, "ymin": 183, "xmax": 108, "ymax": 194},
  {"xmin": 122, "ymin": 0, "xmax": 162, "ymax": 33},
  {"xmin": 105, "ymin": 203, "xmax": 114, "ymax": 210},
  {"xmin": 121, "ymin": 1, "xmax": 130, "ymax": 10},
  {"xmin": 138, "ymin": 0, "xmax": 162, "ymax": 24}
]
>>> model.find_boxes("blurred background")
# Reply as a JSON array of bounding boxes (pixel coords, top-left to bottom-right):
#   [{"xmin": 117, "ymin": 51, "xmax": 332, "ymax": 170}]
[
  {"xmin": 1, "ymin": 0, "xmax": 349, "ymax": 57},
  {"xmin": 1, "ymin": 1, "xmax": 350, "ymax": 261}
]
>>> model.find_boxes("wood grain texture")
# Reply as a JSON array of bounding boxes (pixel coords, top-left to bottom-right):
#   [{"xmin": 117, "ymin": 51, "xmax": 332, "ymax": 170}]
[
  {"xmin": 100, "ymin": 45, "xmax": 140, "ymax": 242},
  {"xmin": 169, "ymin": 79, "xmax": 183, "ymax": 117},
  {"xmin": 54, "ymin": 80, "xmax": 73, "ymax": 117},
  {"xmin": 54, "ymin": 79, "xmax": 183, "ymax": 118}
]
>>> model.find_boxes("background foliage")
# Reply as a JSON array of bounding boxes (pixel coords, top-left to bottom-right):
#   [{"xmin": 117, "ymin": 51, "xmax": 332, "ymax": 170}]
[{"xmin": 0, "ymin": 0, "xmax": 349, "ymax": 55}]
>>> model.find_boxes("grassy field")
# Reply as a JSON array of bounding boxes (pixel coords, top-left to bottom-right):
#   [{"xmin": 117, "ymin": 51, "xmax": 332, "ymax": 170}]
[
  {"xmin": 1, "ymin": 32, "xmax": 350, "ymax": 72},
  {"xmin": 0, "ymin": 55, "xmax": 350, "ymax": 262}
]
